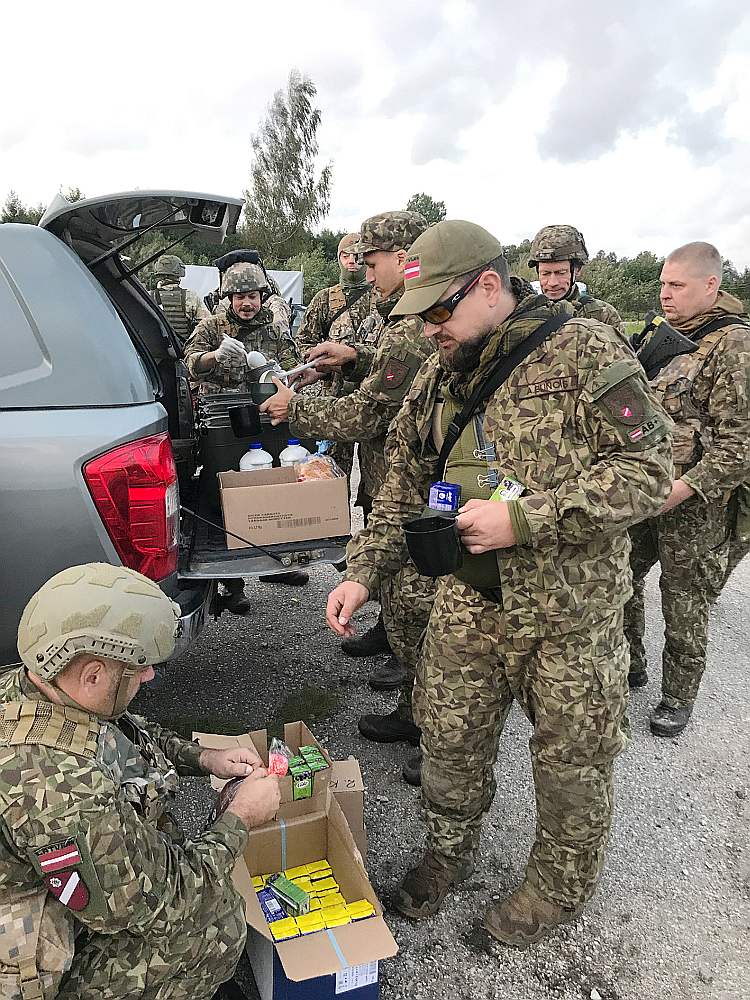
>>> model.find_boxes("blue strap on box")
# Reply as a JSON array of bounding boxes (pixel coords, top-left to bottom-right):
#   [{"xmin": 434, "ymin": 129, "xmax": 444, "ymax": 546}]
[
  {"xmin": 326, "ymin": 929, "xmax": 347, "ymax": 970},
  {"xmin": 278, "ymin": 817, "xmax": 287, "ymax": 871}
]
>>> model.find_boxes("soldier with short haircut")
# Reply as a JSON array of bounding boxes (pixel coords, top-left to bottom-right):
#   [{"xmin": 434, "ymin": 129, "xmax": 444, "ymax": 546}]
[
  {"xmin": 261, "ymin": 212, "xmax": 437, "ymax": 761},
  {"xmin": 150, "ymin": 254, "xmax": 210, "ymax": 346},
  {"xmin": 528, "ymin": 225, "xmax": 626, "ymax": 336},
  {"xmin": 626, "ymin": 241, "xmax": 750, "ymax": 736},
  {"xmin": 326, "ymin": 221, "xmax": 672, "ymax": 946},
  {"xmin": 0, "ymin": 563, "xmax": 280, "ymax": 999}
]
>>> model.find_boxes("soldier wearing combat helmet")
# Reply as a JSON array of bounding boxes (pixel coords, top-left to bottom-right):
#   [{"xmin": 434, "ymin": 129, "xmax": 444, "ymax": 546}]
[
  {"xmin": 0, "ymin": 563, "xmax": 279, "ymax": 1000},
  {"xmin": 528, "ymin": 224, "xmax": 626, "ymax": 335},
  {"xmin": 150, "ymin": 254, "xmax": 210, "ymax": 347},
  {"xmin": 326, "ymin": 220, "xmax": 673, "ymax": 946}
]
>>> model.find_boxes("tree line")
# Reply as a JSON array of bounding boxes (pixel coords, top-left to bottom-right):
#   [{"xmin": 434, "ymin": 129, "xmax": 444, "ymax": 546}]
[{"xmin": 2, "ymin": 69, "xmax": 747, "ymax": 319}]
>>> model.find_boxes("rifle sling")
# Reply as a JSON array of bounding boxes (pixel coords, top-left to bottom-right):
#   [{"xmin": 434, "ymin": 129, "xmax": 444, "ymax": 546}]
[
  {"xmin": 326, "ymin": 284, "xmax": 370, "ymax": 333},
  {"xmin": 437, "ymin": 313, "xmax": 568, "ymax": 479}
]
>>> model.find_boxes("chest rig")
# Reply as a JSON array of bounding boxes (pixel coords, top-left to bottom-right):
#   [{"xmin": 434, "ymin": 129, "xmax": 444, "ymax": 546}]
[{"xmin": 154, "ymin": 285, "xmax": 189, "ymax": 342}]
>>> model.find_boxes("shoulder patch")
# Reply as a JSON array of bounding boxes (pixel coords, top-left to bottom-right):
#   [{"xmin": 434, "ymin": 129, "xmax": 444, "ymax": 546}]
[
  {"xmin": 34, "ymin": 838, "xmax": 90, "ymax": 911},
  {"xmin": 381, "ymin": 357, "xmax": 411, "ymax": 389}
]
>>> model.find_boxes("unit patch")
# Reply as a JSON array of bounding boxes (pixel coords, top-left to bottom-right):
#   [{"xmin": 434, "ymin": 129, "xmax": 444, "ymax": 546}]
[
  {"xmin": 518, "ymin": 375, "xmax": 578, "ymax": 399},
  {"xmin": 35, "ymin": 839, "xmax": 90, "ymax": 911},
  {"xmin": 404, "ymin": 257, "xmax": 421, "ymax": 281},
  {"xmin": 598, "ymin": 383, "xmax": 647, "ymax": 426},
  {"xmin": 381, "ymin": 358, "xmax": 411, "ymax": 389}
]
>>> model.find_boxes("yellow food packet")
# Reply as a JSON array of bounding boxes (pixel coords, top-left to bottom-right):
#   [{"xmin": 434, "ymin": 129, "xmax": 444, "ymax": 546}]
[
  {"xmin": 320, "ymin": 892, "xmax": 346, "ymax": 909},
  {"xmin": 296, "ymin": 912, "xmax": 325, "ymax": 935},
  {"xmin": 291, "ymin": 877, "xmax": 314, "ymax": 894},
  {"xmin": 346, "ymin": 900, "xmax": 376, "ymax": 921},
  {"xmin": 284, "ymin": 865, "xmax": 308, "ymax": 880},
  {"xmin": 270, "ymin": 918, "xmax": 299, "ymax": 941},
  {"xmin": 306, "ymin": 860, "xmax": 330, "ymax": 875},
  {"xmin": 252, "ymin": 875, "xmax": 267, "ymax": 891},
  {"xmin": 323, "ymin": 912, "xmax": 351, "ymax": 928},
  {"xmin": 311, "ymin": 877, "xmax": 338, "ymax": 893}
]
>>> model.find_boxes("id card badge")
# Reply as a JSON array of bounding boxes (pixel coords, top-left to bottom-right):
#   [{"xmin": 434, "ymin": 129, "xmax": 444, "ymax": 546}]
[{"xmin": 489, "ymin": 475, "xmax": 525, "ymax": 502}]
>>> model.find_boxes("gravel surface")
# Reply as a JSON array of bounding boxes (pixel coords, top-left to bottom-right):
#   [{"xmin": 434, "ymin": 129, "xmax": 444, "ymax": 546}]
[{"xmin": 135, "ymin": 531, "xmax": 749, "ymax": 1000}]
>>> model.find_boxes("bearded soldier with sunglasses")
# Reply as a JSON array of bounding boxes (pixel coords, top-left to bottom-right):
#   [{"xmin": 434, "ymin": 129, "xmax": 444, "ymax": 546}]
[{"xmin": 325, "ymin": 221, "xmax": 673, "ymax": 947}]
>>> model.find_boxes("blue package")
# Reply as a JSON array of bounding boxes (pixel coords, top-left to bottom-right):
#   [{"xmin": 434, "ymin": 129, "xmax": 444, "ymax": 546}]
[{"xmin": 258, "ymin": 887, "xmax": 288, "ymax": 923}]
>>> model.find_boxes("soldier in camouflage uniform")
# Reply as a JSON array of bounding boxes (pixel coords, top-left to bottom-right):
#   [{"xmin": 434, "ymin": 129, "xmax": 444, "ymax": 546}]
[
  {"xmin": 326, "ymin": 221, "xmax": 673, "ymax": 946},
  {"xmin": 528, "ymin": 225, "xmax": 626, "ymax": 336},
  {"xmin": 0, "ymin": 563, "xmax": 280, "ymax": 999},
  {"xmin": 208, "ymin": 249, "xmax": 293, "ymax": 346},
  {"xmin": 625, "ymin": 242, "xmax": 750, "ymax": 737},
  {"xmin": 261, "ymin": 212, "xmax": 437, "ymax": 753},
  {"xmin": 185, "ymin": 262, "xmax": 299, "ymax": 394},
  {"xmin": 150, "ymin": 255, "xmax": 210, "ymax": 347},
  {"xmin": 293, "ymin": 233, "xmax": 378, "ymax": 479}
]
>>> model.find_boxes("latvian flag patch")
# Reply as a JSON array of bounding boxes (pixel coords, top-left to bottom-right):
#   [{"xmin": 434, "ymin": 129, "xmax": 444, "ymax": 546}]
[
  {"xmin": 35, "ymin": 839, "xmax": 90, "ymax": 911},
  {"xmin": 404, "ymin": 257, "xmax": 421, "ymax": 281}
]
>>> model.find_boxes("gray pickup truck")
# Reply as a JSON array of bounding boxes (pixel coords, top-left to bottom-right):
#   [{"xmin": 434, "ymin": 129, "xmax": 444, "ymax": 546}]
[{"xmin": 0, "ymin": 190, "xmax": 347, "ymax": 668}]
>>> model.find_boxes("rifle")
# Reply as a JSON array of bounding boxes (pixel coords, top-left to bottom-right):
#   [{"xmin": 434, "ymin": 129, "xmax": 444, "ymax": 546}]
[{"xmin": 632, "ymin": 312, "xmax": 697, "ymax": 380}]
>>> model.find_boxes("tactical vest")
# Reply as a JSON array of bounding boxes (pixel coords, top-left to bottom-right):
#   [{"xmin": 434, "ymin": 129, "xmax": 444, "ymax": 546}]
[
  {"xmin": 153, "ymin": 285, "xmax": 189, "ymax": 342},
  {"xmin": 431, "ymin": 395, "xmax": 502, "ymax": 590},
  {"xmin": 651, "ymin": 325, "xmax": 736, "ymax": 475},
  {"xmin": 0, "ymin": 701, "xmax": 100, "ymax": 1000}
]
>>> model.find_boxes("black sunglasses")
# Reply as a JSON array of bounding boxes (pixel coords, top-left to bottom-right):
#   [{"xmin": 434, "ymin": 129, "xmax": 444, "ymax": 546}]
[{"xmin": 419, "ymin": 269, "xmax": 484, "ymax": 324}]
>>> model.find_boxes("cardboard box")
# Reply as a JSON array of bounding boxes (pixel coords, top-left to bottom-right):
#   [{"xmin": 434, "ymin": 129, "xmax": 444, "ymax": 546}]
[
  {"xmin": 330, "ymin": 758, "xmax": 367, "ymax": 862},
  {"xmin": 218, "ymin": 467, "xmax": 350, "ymax": 550},
  {"xmin": 236, "ymin": 795, "xmax": 397, "ymax": 1000},
  {"xmin": 194, "ymin": 722, "xmax": 333, "ymax": 816}
]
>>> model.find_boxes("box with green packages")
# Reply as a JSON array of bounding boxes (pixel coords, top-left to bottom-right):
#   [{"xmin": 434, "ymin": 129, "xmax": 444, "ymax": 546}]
[
  {"xmin": 290, "ymin": 764, "xmax": 313, "ymax": 800},
  {"xmin": 267, "ymin": 873, "xmax": 310, "ymax": 917}
]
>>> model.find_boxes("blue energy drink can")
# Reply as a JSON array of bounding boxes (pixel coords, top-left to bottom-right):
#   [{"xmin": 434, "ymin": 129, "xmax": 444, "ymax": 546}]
[{"xmin": 428, "ymin": 481, "xmax": 461, "ymax": 513}]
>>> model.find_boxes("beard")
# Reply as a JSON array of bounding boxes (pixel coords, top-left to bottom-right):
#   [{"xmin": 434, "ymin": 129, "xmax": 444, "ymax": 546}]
[{"xmin": 438, "ymin": 331, "xmax": 489, "ymax": 372}]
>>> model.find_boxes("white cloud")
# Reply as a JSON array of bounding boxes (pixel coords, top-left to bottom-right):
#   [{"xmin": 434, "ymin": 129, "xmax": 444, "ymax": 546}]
[{"xmin": 0, "ymin": 0, "xmax": 748, "ymax": 267}]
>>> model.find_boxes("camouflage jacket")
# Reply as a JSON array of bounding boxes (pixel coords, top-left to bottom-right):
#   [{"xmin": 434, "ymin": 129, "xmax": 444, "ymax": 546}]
[
  {"xmin": 0, "ymin": 667, "xmax": 247, "ymax": 939},
  {"xmin": 346, "ymin": 290, "xmax": 674, "ymax": 635},
  {"xmin": 288, "ymin": 289, "xmax": 433, "ymax": 501},
  {"xmin": 296, "ymin": 280, "xmax": 378, "ymax": 398},
  {"xmin": 215, "ymin": 292, "xmax": 292, "ymax": 343},
  {"xmin": 337, "ymin": 290, "xmax": 402, "ymax": 387},
  {"xmin": 566, "ymin": 284, "xmax": 627, "ymax": 338},
  {"xmin": 184, "ymin": 306, "xmax": 299, "ymax": 394},
  {"xmin": 638, "ymin": 291, "xmax": 750, "ymax": 500}
]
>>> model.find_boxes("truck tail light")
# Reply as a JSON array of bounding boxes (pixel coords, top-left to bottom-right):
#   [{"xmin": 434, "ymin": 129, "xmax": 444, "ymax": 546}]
[{"xmin": 83, "ymin": 432, "xmax": 179, "ymax": 581}]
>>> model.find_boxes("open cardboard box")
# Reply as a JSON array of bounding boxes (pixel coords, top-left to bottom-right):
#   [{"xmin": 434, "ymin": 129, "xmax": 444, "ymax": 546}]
[
  {"xmin": 218, "ymin": 467, "xmax": 350, "ymax": 550},
  {"xmin": 194, "ymin": 722, "xmax": 332, "ymax": 816},
  {"xmin": 236, "ymin": 794, "xmax": 397, "ymax": 995},
  {"xmin": 329, "ymin": 757, "xmax": 366, "ymax": 861}
]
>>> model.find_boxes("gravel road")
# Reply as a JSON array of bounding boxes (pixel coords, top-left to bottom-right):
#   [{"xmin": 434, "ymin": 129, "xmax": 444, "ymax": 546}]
[{"xmin": 135, "ymin": 543, "xmax": 749, "ymax": 1000}]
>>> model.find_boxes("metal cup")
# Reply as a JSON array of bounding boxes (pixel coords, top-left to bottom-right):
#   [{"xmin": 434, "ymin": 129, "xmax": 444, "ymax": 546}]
[{"xmin": 404, "ymin": 514, "xmax": 463, "ymax": 577}]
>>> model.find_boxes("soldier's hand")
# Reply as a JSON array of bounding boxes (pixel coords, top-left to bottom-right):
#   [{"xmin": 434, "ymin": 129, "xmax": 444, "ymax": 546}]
[
  {"xmin": 659, "ymin": 478, "xmax": 695, "ymax": 513},
  {"xmin": 288, "ymin": 367, "xmax": 323, "ymax": 389},
  {"xmin": 215, "ymin": 335, "xmax": 247, "ymax": 363},
  {"xmin": 456, "ymin": 499, "xmax": 517, "ymax": 552},
  {"xmin": 225, "ymin": 770, "xmax": 281, "ymax": 829},
  {"xmin": 200, "ymin": 746, "xmax": 263, "ymax": 779},
  {"xmin": 305, "ymin": 341, "xmax": 357, "ymax": 372},
  {"xmin": 326, "ymin": 582, "xmax": 370, "ymax": 637},
  {"xmin": 259, "ymin": 377, "xmax": 295, "ymax": 425}
]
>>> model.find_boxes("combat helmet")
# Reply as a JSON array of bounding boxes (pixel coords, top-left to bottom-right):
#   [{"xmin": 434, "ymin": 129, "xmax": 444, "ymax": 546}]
[
  {"xmin": 221, "ymin": 262, "xmax": 269, "ymax": 297},
  {"xmin": 528, "ymin": 226, "xmax": 589, "ymax": 267},
  {"xmin": 154, "ymin": 254, "xmax": 186, "ymax": 278},
  {"xmin": 18, "ymin": 563, "xmax": 180, "ymax": 683}
]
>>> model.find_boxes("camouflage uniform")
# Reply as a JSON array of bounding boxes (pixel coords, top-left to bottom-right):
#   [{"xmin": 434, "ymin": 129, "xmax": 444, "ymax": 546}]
[
  {"xmin": 346, "ymin": 254, "xmax": 673, "ymax": 906},
  {"xmin": 565, "ymin": 284, "xmax": 627, "ymax": 339},
  {"xmin": 149, "ymin": 255, "xmax": 210, "ymax": 348},
  {"xmin": 0, "ymin": 565, "xmax": 248, "ymax": 1000},
  {"xmin": 625, "ymin": 291, "xmax": 750, "ymax": 707},
  {"xmin": 215, "ymin": 290, "xmax": 292, "ymax": 345},
  {"xmin": 295, "ymin": 234, "xmax": 378, "ymax": 477},
  {"xmin": 290, "ymin": 212, "xmax": 436, "ymax": 720},
  {"xmin": 184, "ymin": 262, "xmax": 299, "ymax": 395}
]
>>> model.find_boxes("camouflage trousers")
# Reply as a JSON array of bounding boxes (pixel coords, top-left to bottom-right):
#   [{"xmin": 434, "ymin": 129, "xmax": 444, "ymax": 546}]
[
  {"xmin": 56, "ymin": 881, "xmax": 246, "ymax": 1000},
  {"xmin": 624, "ymin": 495, "xmax": 734, "ymax": 707},
  {"xmin": 379, "ymin": 562, "xmax": 436, "ymax": 724},
  {"xmin": 413, "ymin": 577, "xmax": 629, "ymax": 909}
]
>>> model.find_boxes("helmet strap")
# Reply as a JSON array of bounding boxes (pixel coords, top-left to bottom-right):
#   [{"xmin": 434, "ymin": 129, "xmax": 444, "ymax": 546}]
[{"xmin": 106, "ymin": 663, "xmax": 141, "ymax": 720}]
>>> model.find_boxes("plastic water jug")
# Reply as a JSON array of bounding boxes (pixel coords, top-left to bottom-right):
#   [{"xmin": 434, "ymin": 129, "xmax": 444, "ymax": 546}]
[
  {"xmin": 239, "ymin": 442, "xmax": 274, "ymax": 471},
  {"xmin": 279, "ymin": 439, "xmax": 310, "ymax": 467}
]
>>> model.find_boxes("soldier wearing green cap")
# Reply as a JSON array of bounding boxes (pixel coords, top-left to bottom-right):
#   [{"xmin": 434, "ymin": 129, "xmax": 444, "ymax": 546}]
[
  {"xmin": 325, "ymin": 220, "xmax": 673, "ymax": 947},
  {"xmin": 0, "ymin": 563, "xmax": 280, "ymax": 999},
  {"xmin": 261, "ymin": 211, "xmax": 437, "ymax": 747},
  {"xmin": 528, "ymin": 225, "xmax": 626, "ymax": 336},
  {"xmin": 150, "ymin": 254, "xmax": 210, "ymax": 347}
]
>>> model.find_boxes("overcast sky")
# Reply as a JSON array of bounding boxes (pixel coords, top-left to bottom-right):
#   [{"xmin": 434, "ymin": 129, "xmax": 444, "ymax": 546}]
[{"xmin": 2, "ymin": 1, "xmax": 749, "ymax": 267}]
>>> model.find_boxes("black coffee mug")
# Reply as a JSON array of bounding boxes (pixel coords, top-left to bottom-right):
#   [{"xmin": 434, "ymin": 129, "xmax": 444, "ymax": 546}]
[
  {"xmin": 228, "ymin": 403, "xmax": 262, "ymax": 438},
  {"xmin": 404, "ymin": 515, "xmax": 463, "ymax": 577},
  {"xmin": 248, "ymin": 382, "xmax": 279, "ymax": 405}
]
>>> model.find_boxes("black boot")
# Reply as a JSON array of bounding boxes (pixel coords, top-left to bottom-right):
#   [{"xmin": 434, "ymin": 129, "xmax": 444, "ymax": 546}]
[
  {"xmin": 220, "ymin": 580, "xmax": 253, "ymax": 616},
  {"xmin": 258, "ymin": 570, "xmax": 309, "ymax": 586},
  {"xmin": 628, "ymin": 668, "xmax": 649, "ymax": 688},
  {"xmin": 341, "ymin": 614, "xmax": 391, "ymax": 657},
  {"xmin": 402, "ymin": 751, "xmax": 422, "ymax": 787},
  {"xmin": 368, "ymin": 655, "xmax": 406, "ymax": 691},
  {"xmin": 650, "ymin": 701, "xmax": 693, "ymax": 737},
  {"xmin": 358, "ymin": 710, "xmax": 421, "ymax": 746}
]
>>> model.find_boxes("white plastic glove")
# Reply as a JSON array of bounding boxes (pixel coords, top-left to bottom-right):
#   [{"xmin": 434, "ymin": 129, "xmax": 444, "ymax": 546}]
[{"xmin": 215, "ymin": 336, "xmax": 247, "ymax": 364}]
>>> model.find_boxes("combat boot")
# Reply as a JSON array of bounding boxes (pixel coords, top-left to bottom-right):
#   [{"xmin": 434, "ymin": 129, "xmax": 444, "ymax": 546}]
[
  {"xmin": 402, "ymin": 751, "xmax": 422, "ymax": 787},
  {"xmin": 220, "ymin": 580, "xmax": 253, "ymax": 616},
  {"xmin": 483, "ymin": 883, "xmax": 583, "ymax": 949},
  {"xmin": 368, "ymin": 655, "xmax": 406, "ymax": 691},
  {"xmin": 628, "ymin": 668, "xmax": 649, "ymax": 688},
  {"xmin": 650, "ymin": 701, "xmax": 692, "ymax": 737},
  {"xmin": 393, "ymin": 850, "xmax": 474, "ymax": 919},
  {"xmin": 341, "ymin": 615, "xmax": 391, "ymax": 657},
  {"xmin": 358, "ymin": 710, "xmax": 420, "ymax": 745}
]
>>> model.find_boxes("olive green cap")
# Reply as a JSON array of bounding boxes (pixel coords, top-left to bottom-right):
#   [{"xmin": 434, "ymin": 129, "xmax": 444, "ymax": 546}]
[{"xmin": 391, "ymin": 220, "xmax": 504, "ymax": 316}]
